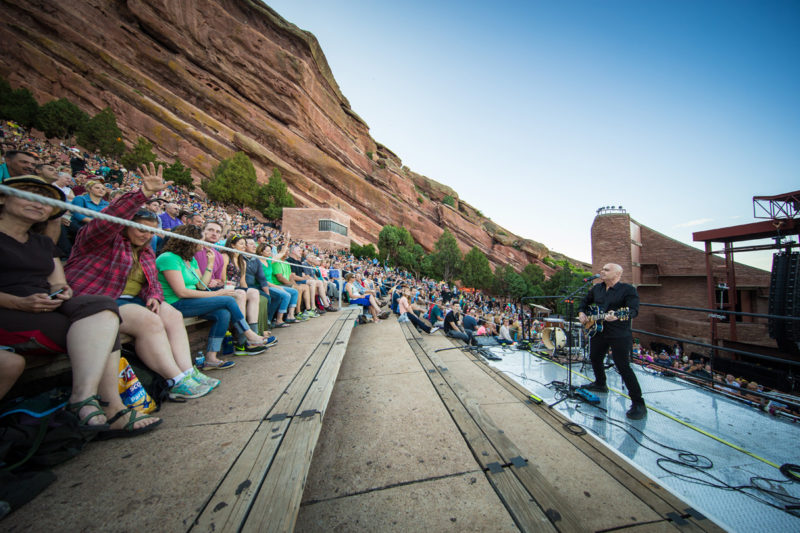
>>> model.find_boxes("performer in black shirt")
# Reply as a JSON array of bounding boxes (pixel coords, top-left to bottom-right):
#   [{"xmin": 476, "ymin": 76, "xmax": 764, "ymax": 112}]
[{"xmin": 578, "ymin": 263, "xmax": 646, "ymax": 420}]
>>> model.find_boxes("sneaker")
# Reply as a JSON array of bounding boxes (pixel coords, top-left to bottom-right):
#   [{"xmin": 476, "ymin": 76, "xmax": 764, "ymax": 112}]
[
  {"xmin": 191, "ymin": 367, "xmax": 220, "ymax": 389},
  {"xmin": 582, "ymin": 382, "xmax": 609, "ymax": 394},
  {"xmin": 234, "ymin": 343, "xmax": 267, "ymax": 356},
  {"xmin": 295, "ymin": 313, "xmax": 309, "ymax": 322},
  {"xmin": 325, "ymin": 305, "xmax": 339, "ymax": 312},
  {"xmin": 430, "ymin": 326, "xmax": 440, "ymax": 334},
  {"xmin": 626, "ymin": 402, "xmax": 647, "ymax": 420},
  {"xmin": 308, "ymin": 310, "xmax": 320, "ymax": 318},
  {"xmin": 169, "ymin": 376, "xmax": 212, "ymax": 399},
  {"xmin": 316, "ymin": 307, "xmax": 327, "ymax": 314}
]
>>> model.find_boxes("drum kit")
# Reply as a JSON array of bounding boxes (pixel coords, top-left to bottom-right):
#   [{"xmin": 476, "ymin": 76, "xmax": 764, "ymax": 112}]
[{"xmin": 539, "ymin": 318, "xmax": 588, "ymax": 357}]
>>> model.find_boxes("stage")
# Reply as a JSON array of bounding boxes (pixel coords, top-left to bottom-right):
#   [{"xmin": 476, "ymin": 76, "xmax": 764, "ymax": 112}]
[{"xmin": 484, "ymin": 344, "xmax": 800, "ymax": 533}]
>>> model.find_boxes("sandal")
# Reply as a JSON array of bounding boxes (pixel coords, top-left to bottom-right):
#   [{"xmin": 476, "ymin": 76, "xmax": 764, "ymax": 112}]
[
  {"xmin": 96, "ymin": 407, "xmax": 162, "ymax": 441},
  {"xmin": 204, "ymin": 360, "xmax": 236, "ymax": 370},
  {"xmin": 274, "ymin": 322, "xmax": 290, "ymax": 328},
  {"xmin": 66, "ymin": 395, "xmax": 109, "ymax": 433}
]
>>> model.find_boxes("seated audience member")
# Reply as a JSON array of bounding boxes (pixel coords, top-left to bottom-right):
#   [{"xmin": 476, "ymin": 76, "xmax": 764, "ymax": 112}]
[
  {"xmin": 462, "ymin": 307, "xmax": 479, "ymax": 339},
  {"xmin": 1, "ymin": 150, "xmax": 37, "ymax": 181},
  {"xmin": 242, "ymin": 238, "xmax": 281, "ymax": 324},
  {"xmin": 688, "ymin": 362, "xmax": 713, "ymax": 380},
  {"xmin": 35, "ymin": 161, "xmax": 58, "ymax": 183},
  {"xmin": 220, "ymin": 234, "xmax": 266, "ymax": 344},
  {"xmin": 53, "ymin": 171, "xmax": 75, "ymax": 201},
  {"xmin": 254, "ymin": 243, "xmax": 299, "ymax": 325},
  {"xmin": 156, "ymin": 225, "xmax": 270, "ymax": 369},
  {"xmin": 305, "ymin": 254, "xmax": 337, "ymax": 311},
  {"xmin": 397, "ymin": 287, "xmax": 439, "ymax": 334},
  {"xmin": 65, "ymin": 163, "xmax": 218, "ymax": 399},
  {"xmin": 343, "ymin": 272, "xmax": 383, "ymax": 322},
  {"xmin": 272, "ymin": 244, "xmax": 313, "ymax": 319},
  {"xmin": 195, "ymin": 222, "xmax": 269, "ymax": 333},
  {"xmin": 0, "ymin": 175, "xmax": 160, "ymax": 436},
  {"xmin": 654, "ymin": 350, "xmax": 673, "ymax": 368},
  {"xmin": 286, "ymin": 245, "xmax": 323, "ymax": 316},
  {"xmin": 159, "ymin": 202, "xmax": 182, "ymax": 230},
  {"xmin": 70, "ymin": 178, "xmax": 109, "ymax": 233},
  {"xmin": 429, "ymin": 297, "xmax": 445, "ymax": 327},
  {"xmin": 443, "ymin": 303, "xmax": 470, "ymax": 342},
  {"xmin": 497, "ymin": 317, "xmax": 514, "ymax": 344}
]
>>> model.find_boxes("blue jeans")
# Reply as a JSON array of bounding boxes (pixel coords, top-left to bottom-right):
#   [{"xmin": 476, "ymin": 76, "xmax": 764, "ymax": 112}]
[
  {"xmin": 270, "ymin": 286, "xmax": 297, "ymax": 314},
  {"xmin": 171, "ymin": 296, "xmax": 249, "ymax": 353},
  {"xmin": 446, "ymin": 329, "xmax": 470, "ymax": 342}
]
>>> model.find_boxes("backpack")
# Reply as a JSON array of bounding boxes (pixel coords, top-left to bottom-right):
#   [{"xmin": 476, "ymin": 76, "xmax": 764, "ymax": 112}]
[{"xmin": 0, "ymin": 388, "xmax": 91, "ymax": 472}]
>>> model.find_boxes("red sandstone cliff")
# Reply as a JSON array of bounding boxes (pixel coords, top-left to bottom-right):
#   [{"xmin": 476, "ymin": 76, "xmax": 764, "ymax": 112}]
[{"xmin": 0, "ymin": 0, "xmax": 584, "ymax": 272}]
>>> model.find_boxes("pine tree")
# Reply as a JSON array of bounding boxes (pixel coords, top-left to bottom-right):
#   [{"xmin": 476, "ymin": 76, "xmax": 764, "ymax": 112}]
[
  {"xmin": 35, "ymin": 98, "xmax": 87, "ymax": 138},
  {"xmin": 461, "ymin": 247, "xmax": 493, "ymax": 290},
  {"xmin": 258, "ymin": 168, "xmax": 295, "ymax": 220},
  {"xmin": 431, "ymin": 230, "xmax": 462, "ymax": 282},
  {"xmin": 76, "ymin": 107, "xmax": 124, "ymax": 157},
  {"xmin": 202, "ymin": 152, "xmax": 259, "ymax": 207},
  {"xmin": 120, "ymin": 137, "xmax": 157, "ymax": 170}
]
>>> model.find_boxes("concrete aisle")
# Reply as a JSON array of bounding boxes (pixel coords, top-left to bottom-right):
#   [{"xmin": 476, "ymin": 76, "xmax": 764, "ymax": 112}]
[
  {"xmin": 298, "ymin": 318, "xmax": 716, "ymax": 532},
  {"xmin": 296, "ymin": 319, "xmax": 519, "ymax": 532}
]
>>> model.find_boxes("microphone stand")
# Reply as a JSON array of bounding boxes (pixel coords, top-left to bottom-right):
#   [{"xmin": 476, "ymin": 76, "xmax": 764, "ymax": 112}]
[{"xmin": 549, "ymin": 278, "xmax": 595, "ymax": 408}]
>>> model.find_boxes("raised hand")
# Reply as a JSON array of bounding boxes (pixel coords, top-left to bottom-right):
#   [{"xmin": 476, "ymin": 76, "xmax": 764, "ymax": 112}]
[{"xmin": 138, "ymin": 162, "xmax": 173, "ymax": 197}]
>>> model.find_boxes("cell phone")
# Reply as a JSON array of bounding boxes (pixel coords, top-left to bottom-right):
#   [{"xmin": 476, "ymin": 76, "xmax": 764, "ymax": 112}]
[{"xmin": 48, "ymin": 288, "xmax": 65, "ymax": 299}]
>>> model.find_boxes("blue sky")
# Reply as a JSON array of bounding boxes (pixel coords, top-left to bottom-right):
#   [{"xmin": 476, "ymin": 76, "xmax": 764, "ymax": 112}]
[{"xmin": 265, "ymin": 1, "xmax": 799, "ymax": 271}]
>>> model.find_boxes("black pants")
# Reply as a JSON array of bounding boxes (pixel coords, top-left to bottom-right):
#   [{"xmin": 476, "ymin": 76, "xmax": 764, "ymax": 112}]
[
  {"xmin": 589, "ymin": 334, "xmax": 643, "ymax": 403},
  {"xmin": 405, "ymin": 312, "xmax": 432, "ymax": 333}
]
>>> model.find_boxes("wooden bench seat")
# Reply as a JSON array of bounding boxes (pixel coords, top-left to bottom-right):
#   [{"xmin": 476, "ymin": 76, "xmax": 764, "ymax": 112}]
[{"xmin": 191, "ymin": 307, "xmax": 360, "ymax": 532}]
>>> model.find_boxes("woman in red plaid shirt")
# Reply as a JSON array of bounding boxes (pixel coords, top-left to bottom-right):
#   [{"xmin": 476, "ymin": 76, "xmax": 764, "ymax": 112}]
[{"xmin": 65, "ymin": 164, "xmax": 219, "ymax": 399}]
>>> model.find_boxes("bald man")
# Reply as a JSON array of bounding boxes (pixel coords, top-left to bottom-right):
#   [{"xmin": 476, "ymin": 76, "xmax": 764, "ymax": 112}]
[{"xmin": 578, "ymin": 263, "xmax": 646, "ymax": 420}]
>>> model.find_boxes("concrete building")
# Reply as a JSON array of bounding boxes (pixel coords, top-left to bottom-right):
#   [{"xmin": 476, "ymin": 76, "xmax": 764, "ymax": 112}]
[{"xmin": 282, "ymin": 208, "xmax": 350, "ymax": 250}]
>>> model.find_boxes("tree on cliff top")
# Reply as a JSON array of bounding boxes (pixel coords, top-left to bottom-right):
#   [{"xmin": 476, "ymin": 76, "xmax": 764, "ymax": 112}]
[
  {"xmin": 120, "ymin": 137, "xmax": 157, "ymax": 170},
  {"xmin": 35, "ymin": 98, "xmax": 87, "ymax": 139},
  {"xmin": 431, "ymin": 229, "xmax": 462, "ymax": 283},
  {"xmin": 461, "ymin": 246, "xmax": 493, "ymax": 290},
  {"xmin": 258, "ymin": 168, "xmax": 295, "ymax": 221},
  {"xmin": 0, "ymin": 78, "xmax": 39, "ymax": 128},
  {"xmin": 377, "ymin": 225, "xmax": 414, "ymax": 264},
  {"xmin": 76, "ymin": 107, "xmax": 124, "ymax": 157},
  {"xmin": 202, "ymin": 152, "xmax": 259, "ymax": 207}
]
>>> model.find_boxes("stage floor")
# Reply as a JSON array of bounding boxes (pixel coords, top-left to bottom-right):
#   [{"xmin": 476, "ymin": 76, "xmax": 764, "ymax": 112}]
[{"xmin": 484, "ymin": 345, "xmax": 800, "ymax": 533}]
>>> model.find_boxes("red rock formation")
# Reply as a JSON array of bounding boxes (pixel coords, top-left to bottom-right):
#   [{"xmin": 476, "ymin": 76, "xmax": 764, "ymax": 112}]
[{"xmin": 0, "ymin": 0, "xmax": 588, "ymax": 272}]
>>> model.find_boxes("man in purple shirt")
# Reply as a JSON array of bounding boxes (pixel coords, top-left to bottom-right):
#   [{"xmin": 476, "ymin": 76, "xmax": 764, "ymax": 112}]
[
  {"xmin": 193, "ymin": 220, "xmax": 225, "ymax": 288},
  {"xmin": 159, "ymin": 202, "xmax": 182, "ymax": 230}
]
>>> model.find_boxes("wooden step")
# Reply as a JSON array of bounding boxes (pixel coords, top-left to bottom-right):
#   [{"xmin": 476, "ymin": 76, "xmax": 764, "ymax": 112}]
[{"xmin": 191, "ymin": 308, "xmax": 360, "ymax": 532}]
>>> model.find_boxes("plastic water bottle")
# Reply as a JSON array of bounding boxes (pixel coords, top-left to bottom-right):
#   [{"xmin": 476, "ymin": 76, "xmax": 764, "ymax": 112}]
[{"xmin": 195, "ymin": 351, "xmax": 205, "ymax": 368}]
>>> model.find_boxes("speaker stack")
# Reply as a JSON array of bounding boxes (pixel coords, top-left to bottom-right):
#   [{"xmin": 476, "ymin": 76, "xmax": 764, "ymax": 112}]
[{"xmin": 768, "ymin": 252, "xmax": 800, "ymax": 344}]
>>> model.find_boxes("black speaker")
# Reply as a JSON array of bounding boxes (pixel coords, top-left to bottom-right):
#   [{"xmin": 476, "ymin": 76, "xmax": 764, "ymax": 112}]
[
  {"xmin": 769, "ymin": 252, "xmax": 800, "ymax": 343},
  {"xmin": 472, "ymin": 336, "xmax": 500, "ymax": 347},
  {"xmin": 768, "ymin": 253, "xmax": 790, "ymax": 340}
]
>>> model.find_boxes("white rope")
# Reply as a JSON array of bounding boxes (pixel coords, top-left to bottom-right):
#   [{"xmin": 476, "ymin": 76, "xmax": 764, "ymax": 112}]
[{"xmin": 0, "ymin": 184, "xmax": 296, "ymax": 265}]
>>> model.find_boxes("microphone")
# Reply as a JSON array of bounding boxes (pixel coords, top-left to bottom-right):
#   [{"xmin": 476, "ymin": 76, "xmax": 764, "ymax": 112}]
[{"xmin": 583, "ymin": 274, "xmax": 600, "ymax": 282}]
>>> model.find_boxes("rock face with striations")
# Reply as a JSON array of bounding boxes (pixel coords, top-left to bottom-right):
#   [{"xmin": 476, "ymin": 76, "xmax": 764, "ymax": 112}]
[{"xmin": 0, "ymin": 0, "xmax": 582, "ymax": 272}]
